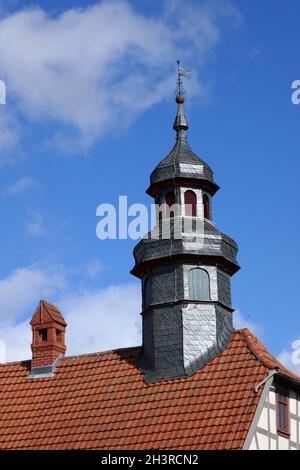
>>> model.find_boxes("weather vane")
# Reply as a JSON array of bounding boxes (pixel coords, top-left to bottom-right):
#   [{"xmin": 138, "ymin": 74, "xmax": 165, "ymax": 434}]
[{"xmin": 176, "ymin": 60, "xmax": 191, "ymax": 97}]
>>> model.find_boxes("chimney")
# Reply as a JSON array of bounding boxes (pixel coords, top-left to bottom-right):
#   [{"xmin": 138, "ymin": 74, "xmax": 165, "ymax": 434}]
[{"xmin": 30, "ymin": 300, "xmax": 67, "ymax": 377}]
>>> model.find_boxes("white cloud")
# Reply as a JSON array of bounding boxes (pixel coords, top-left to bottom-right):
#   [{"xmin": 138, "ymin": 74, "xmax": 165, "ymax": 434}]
[
  {"xmin": 0, "ymin": 110, "xmax": 19, "ymax": 153},
  {"xmin": 60, "ymin": 283, "xmax": 141, "ymax": 356},
  {"xmin": 278, "ymin": 340, "xmax": 300, "ymax": 375},
  {"xmin": 0, "ymin": 265, "xmax": 67, "ymax": 326},
  {"xmin": 0, "ymin": 320, "xmax": 30, "ymax": 363},
  {"xmin": 6, "ymin": 176, "xmax": 39, "ymax": 195},
  {"xmin": 0, "ymin": 0, "xmax": 240, "ymax": 151},
  {"xmin": 0, "ymin": 263, "xmax": 141, "ymax": 362}
]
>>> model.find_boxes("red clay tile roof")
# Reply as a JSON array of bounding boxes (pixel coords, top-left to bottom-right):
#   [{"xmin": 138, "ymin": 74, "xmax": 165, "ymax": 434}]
[{"xmin": 0, "ymin": 328, "xmax": 298, "ymax": 450}]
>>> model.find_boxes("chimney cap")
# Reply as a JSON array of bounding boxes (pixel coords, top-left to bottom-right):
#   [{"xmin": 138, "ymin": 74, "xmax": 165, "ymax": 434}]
[{"xmin": 30, "ymin": 299, "xmax": 67, "ymax": 327}]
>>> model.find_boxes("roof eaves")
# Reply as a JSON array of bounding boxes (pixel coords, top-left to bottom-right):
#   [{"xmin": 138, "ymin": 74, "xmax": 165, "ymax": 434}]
[{"xmin": 276, "ymin": 371, "xmax": 300, "ymax": 391}]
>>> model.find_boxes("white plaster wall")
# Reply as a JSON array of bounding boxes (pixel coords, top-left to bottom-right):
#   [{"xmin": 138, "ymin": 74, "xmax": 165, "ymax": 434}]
[{"xmin": 257, "ymin": 407, "xmax": 268, "ymax": 431}]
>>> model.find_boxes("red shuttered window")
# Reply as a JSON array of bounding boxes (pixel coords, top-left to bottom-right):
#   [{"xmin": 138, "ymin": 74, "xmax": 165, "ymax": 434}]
[
  {"xmin": 203, "ymin": 194, "xmax": 210, "ymax": 220},
  {"xmin": 276, "ymin": 389, "xmax": 290, "ymax": 436},
  {"xmin": 166, "ymin": 192, "xmax": 175, "ymax": 218},
  {"xmin": 184, "ymin": 190, "xmax": 197, "ymax": 217}
]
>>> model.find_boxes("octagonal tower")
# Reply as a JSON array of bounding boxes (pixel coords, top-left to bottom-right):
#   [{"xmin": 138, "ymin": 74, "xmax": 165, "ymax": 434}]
[{"xmin": 131, "ymin": 92, "xmax": 239, "ymax": 383}]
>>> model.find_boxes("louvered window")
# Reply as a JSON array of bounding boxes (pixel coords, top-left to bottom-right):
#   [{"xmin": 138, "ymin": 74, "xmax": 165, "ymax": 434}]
[
  {"xmin": 276, "ymin": 389, "xmax": 290, "ymax": 436},
  {"xmin": 188, "ymin": 268, "xmax": 210, "ymax": 300}
]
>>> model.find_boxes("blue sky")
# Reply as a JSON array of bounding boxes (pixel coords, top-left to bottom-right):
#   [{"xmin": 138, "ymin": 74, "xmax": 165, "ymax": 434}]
[{"xmin": 0, "ymin": 0, "xmax": 299, "ymax": 369}]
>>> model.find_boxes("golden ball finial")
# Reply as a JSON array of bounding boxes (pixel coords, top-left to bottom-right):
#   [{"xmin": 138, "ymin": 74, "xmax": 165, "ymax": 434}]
[{"xmin": 175, "ymin": 95, "xmax": 185, "ymax": 104}]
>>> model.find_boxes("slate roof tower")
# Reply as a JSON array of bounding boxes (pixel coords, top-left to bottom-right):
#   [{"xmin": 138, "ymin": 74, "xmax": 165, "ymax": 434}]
[{"xmin": 131, "ymin": 72, "xmax": 240, "ymax": 383}]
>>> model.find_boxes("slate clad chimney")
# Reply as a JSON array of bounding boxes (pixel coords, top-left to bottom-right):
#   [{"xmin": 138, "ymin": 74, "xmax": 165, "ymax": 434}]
[{"xmin": 30, "ymin": 300, "xmax": 67, "ymax": 377}]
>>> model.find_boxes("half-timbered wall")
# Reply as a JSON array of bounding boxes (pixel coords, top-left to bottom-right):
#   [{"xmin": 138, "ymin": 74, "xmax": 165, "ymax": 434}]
[{"xmin": 247, "ymin": 385, "xmax": 300, "ymax": 450}]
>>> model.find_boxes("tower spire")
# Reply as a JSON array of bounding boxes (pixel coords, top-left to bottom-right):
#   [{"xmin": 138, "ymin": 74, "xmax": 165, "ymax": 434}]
[
  {"xmin": 131, "ymin": 60, "xmax": 239, "ymax": 383},
  {"xmin": 173, "ymin": 60, "xmax": 190, "ymax": 137}
]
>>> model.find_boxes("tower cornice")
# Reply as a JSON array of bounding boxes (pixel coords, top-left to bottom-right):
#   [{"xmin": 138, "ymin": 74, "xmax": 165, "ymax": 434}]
[
  {"xmin": 146, "ymin": 176, "xmax": 220, "ymax": 198},
  {"xmin": 141, "ymin": 299, "xmax": 235, "ymax": 316},
  {"xmin": 131, "ymin": 253, "xmax": 240, "ymax": 279}
]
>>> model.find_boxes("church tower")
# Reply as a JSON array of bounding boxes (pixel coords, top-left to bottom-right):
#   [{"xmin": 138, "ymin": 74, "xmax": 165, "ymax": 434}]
[{"xmin": 131, "ymin": 65, "xmax": 240, "ymax": 383}]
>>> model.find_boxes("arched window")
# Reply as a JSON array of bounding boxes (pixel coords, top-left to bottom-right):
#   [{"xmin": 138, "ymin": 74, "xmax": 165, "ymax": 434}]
[
  {"xmin": 184, "ymin": 190, "xmax": 197, "ymax": 217},
  {"xmin": 166, "ymin": 192, "xmax": 175, "ymax": 218},
  {"xmin": 203, "ymin": 194, "xmax": 210, "ymax": 220},
  {"xmin": 188, "ymin": 268, "xmax": 210, "ymax": 301}
]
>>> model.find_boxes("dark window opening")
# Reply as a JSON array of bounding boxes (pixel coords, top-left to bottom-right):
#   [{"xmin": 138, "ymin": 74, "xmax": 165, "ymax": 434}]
[
  {"xmin": 39, "ymin": 329, "xmax": 48, "ymax": 341},
  {"xmin": 56, "ymin": 329, "xmax": 62, "ymax": 342},
  {"xmin": 276, "ymin": 389, "xmax": 290, "ymax": 436},
  {"xmin": 184, "ymin": 190, "xmax": 197, "ymax": 217},
  {"xmin": 203, "ymin": 194, "xmax": 210, "ymax": 220}
]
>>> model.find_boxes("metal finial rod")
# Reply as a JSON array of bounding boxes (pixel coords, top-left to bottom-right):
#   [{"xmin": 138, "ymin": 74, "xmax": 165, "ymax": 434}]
[
  {"xmin": 176, "ymin": 60, "xmax": 185, "ymax": 96},
  {"xmin": 175, "ymin": 60, "xmax": 191, "ymax": 97}
]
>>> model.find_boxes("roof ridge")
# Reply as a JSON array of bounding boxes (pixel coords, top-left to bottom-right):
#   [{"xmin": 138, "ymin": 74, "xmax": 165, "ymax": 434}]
[
  {"xmin": 237, "ymin": 328, "xmax": 267, "ymax": 366},
  {"xmin": 42, "ymin": 299, "xmax": 55, "ymax": 318},
  {"xmin": 0, "ymin": 359, "xmax": 31, "ymax": 367},
  {"xmin": 0, "ymin": 345, "xmax": 142, "ymax": 367},
  {"xmin": 237, "ymin": 328, "xmax": 300, "ymax": 381},
  {"xmin": 63, "ymin": 345, "xmax": 141, "ymax": 361},
  {"xmin": 42, "ymin": 299, "xmax": 62, "ymax": 317},
  {"xmin": 39, "ymin": 299, "xmax": 67, "ymax": 326}
]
